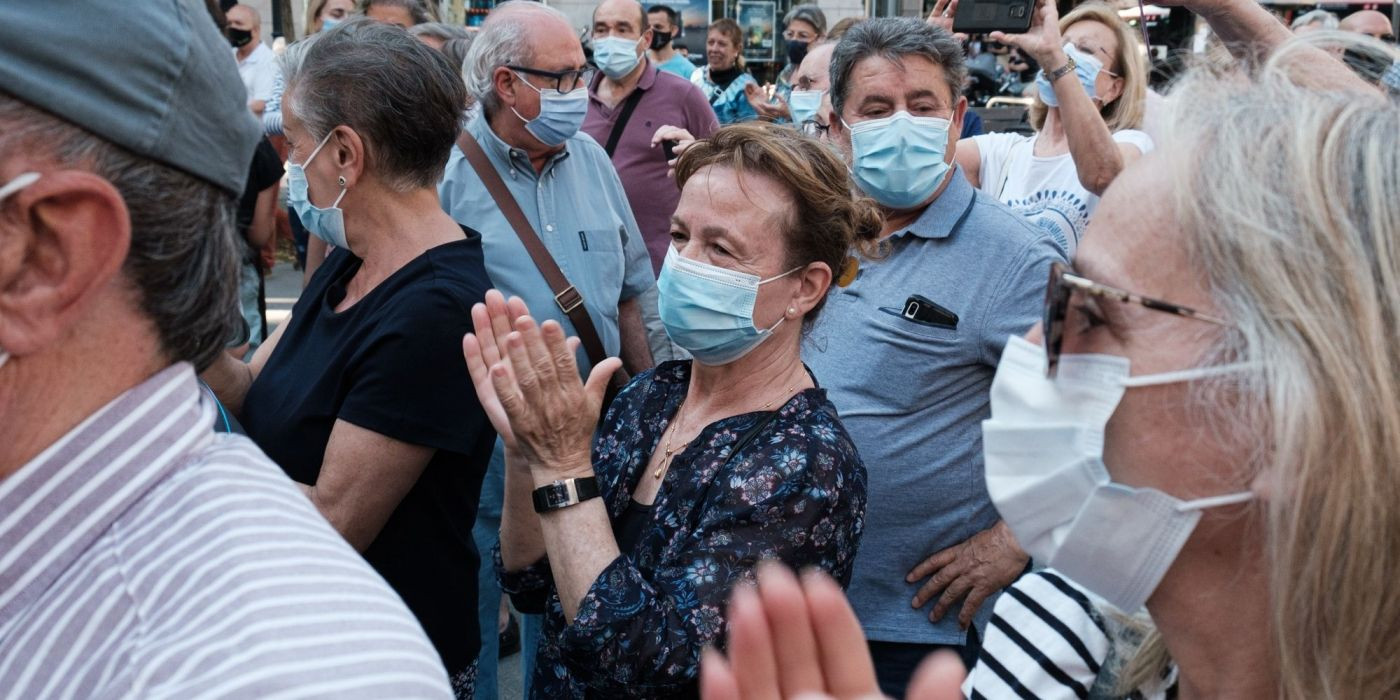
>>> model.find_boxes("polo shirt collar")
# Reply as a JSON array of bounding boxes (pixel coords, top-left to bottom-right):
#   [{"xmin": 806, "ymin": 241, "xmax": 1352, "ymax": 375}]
[
  {"xmin": 588, "ymin": 57, "xmax": 657, "ymax": 100},
  {"xmin": 0, "ymin": 363, "xmax": 213, "ymax": 625},
  {"xmin": 470, "ymin": 111, "xmax": 571, "ymax": 180},
  {"xmin": 895, "ymin": 165, "xmax": 977, "ymax": 241}
]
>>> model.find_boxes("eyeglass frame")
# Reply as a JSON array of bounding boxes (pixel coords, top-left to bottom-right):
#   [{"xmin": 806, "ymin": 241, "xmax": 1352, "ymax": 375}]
[
  {"xmin": 1042, "ymin": 261, "xmax": 1228, "ymax": 378},
  {"xmin": 506, "ymin": 65, "xmax": 596, "ymax": 94}
]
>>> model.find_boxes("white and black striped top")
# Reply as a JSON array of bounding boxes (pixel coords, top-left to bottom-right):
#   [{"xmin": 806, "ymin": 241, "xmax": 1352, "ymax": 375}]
[
  {"xmin": 0, "ymin": 364, "xmax": 452, "ymax": 699},
  {"xmin": 964, "ymin": 570, "xmax": 1112, "ymax": 700}
]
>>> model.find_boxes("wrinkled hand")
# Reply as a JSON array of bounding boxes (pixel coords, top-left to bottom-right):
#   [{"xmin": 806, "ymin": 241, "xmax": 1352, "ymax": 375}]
[
  {"xmin": 989, "ymin": 0, "xmax": 1064, "ymax": 68},
  {"xmin": 744, "ymin": 82, "xmax": 793, "ymax": 121},
  {"xmin": 463, "ymin": 291, "xmax": 618, "ymax": 481},
  {"xmin": 907, "ymin": 521, "xmax": 1027, "ymax": 630},
  {"xmin": 702, "ymin": 563, "xmax": 966, "ymax": 700}
]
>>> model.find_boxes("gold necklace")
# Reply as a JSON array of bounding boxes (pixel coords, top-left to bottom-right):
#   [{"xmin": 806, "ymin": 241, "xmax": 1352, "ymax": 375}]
[{"xmin": 652, "ymin": 379, "xmax": 803, "ymax": 480}]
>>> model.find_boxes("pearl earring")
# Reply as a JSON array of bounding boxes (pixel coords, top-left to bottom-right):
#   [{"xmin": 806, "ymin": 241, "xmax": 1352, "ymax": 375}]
[{"xmin": 337, "ymin": 175, "xmax": 347, "ymax": 187}]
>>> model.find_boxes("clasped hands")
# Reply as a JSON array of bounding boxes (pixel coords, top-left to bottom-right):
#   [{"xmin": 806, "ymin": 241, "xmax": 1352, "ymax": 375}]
[{"xmin": 462, "ymin": 289, "xmax": 621, "ymax": 484}]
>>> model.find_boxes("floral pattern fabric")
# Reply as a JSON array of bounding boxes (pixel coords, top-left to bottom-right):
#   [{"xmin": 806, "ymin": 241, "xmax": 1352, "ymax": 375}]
[{"xmin": 497, "ymin": 361, "xmax": 867, "ymax": 698}]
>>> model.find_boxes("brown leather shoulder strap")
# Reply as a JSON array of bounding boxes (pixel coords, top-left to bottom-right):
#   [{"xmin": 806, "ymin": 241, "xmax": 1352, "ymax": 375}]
[{"xmin": 456, "ymin": 129, "xmax": 608, "ymax": 368}]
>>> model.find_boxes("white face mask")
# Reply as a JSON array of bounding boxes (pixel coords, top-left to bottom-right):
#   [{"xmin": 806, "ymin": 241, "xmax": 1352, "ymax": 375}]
[
  {"xmin": 0, "ymin": 171, "xmax": 41, "ymax": 372},
  {"xmin": 982, "ymin": 336, "xmax": 1256, "ymax": 612}
]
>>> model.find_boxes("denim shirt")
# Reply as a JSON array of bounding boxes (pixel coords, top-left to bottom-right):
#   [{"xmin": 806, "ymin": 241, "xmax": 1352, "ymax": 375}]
[
  {"xmin": 497, "ymin": 361, "xmax": 867, "ymax": 698},
  {"xmin": 691, "ymin": 67, "xmax": 759, "ymax": 125}
]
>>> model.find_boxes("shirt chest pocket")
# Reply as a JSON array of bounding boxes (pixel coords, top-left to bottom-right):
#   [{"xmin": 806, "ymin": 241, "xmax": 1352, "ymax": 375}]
[{"xmin": 575, "ymin": 226, "xmax": 624, "ymax": 255}]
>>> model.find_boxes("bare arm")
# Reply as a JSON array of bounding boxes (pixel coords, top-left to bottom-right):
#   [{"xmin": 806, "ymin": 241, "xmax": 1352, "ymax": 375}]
[
  {"xmin": 498, "ymin": 447, "xmax": 548, "ymax": 571},
  {"xmin": 248, "ymin": 185, "xmax": 278, "ymax": 250},
  {"xmin": 618, "ymin": 297, "xmax": 654, "ymax": 374},
  {"xmin": 306, "ymin": 419, "xmax": 434, "ymax": 551},
  {"xmin": 200, "ymin": 313, "xmax": 292, "ymax": 417},
  {"xmin": 954, "ymin": 137, "xmax": 984, "ymax": 189}
]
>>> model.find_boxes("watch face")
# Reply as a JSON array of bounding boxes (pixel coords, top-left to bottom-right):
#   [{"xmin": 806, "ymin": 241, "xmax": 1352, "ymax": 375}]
[{"xmin": 546, "ymin": 487, "xmax": 570, "ymax": 508}]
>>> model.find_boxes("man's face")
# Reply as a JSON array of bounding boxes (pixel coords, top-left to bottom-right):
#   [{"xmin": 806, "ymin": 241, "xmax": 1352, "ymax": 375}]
[
  {"xmin": 502, "ymin": 20, "xmax": 588, "ymax": 126},
  {"xmin": 593, "ymin": 0, "xmax": 648, "ymax": 43},
  {"xmin": 830, "ymin": 54, "xmax": 965, "ymax": 163},
  {"xmin": 647, "ymin": 11, "xmax": 674, "ymax": 42},
  {"xmin": 226, "ymin": 6, "xmax": 259, "ymax": 45}
]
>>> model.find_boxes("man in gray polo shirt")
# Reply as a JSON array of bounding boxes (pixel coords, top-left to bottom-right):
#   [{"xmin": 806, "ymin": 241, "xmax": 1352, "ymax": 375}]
[{"xmin": 805, "ymin": 18, "xmax": 1066, "ymax": 697}]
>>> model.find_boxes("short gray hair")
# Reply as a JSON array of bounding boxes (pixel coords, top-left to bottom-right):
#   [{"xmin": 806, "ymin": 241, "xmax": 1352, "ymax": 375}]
[
  {"xmin": 464, "ymin": 1, "xmax": 571, "ymax": 116},
  {"xmin": 0, "ymin": 93, "xmax": 241, "ymax": 371},
  {"xmin": 829, "ymin": 17, "xmax": 966, "ymax": 118},
  {"xmin": 286, "ymin": 18, "xmax": 466, "ymax": 190},
  {"xmin": 409, "ymin": 21, "xmax": 470, "ymax": 43}
]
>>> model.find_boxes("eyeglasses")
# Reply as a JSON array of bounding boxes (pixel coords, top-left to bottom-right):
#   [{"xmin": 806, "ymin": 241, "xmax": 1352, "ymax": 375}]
[
  {"xmin": 1043, "ymin": 261, "xmax": 1228, "ymax": 378},
  {"xmin": 799, "ymin": 119, "xmax": 828, "ymax": 137},
  {"xmin": 506, "ymin": 65, "xmax": 596, "ymax": 94}
]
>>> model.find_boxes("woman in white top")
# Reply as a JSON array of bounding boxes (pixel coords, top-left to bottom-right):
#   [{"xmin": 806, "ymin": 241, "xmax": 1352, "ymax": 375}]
[{"xmin": 946, "ymin": 0, "xmax": 1151, "ymax": 255}]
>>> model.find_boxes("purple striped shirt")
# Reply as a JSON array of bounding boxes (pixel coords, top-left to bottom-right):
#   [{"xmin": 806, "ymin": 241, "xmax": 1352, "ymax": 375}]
[{"xmin": 0, "ymin": 363, "xmax": 452, "ymax": 699}]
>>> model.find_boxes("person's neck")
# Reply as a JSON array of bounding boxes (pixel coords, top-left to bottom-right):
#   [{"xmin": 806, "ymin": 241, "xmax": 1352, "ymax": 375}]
[
  {"xmin": 1147, "ymin": 540, "xmax": 1277, "ymax": 698},
  {"xmin": 685, "ymin": 338, "xmax": 809, "ymax": 420},
  {"xmin": 486, "ymin": 108, "xmax": 562, "ymax": 175},
  {"xmin": 649, "ymin": 45, "xmax": 675, "ymax": 62},
  {"xmin": 1036, "ymin": 108, "xmax": 1070, "ymax": 154},
  {"xmin": 597, "ymin": 57, "xmax": 648, "ymax": 108},
  {"xmin": 237, "ymin": 42, "xmax": 257, "ymax": 61},
  {"xmin": 0, "ymin": 298, "xmax": 165, "ymax": 480},
  {"xmin": 876, "ymin": 169, "xmax": 953, "ymax": 239},
  {"xmin": 342, "ymin": 186, "xmax": 462, "ymax": 300}
]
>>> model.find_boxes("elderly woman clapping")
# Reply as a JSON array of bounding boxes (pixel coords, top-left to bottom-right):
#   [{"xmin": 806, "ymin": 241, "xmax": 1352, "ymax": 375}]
[{"xmin": 464, "ymin": 123, "xmax": 876, "ymax": 698}]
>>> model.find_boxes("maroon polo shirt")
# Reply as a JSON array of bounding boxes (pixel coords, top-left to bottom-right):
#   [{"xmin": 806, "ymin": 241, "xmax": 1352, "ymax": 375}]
[{"xmin": 585, "ymin": 59, "xmax": 720, "ymax": 275}]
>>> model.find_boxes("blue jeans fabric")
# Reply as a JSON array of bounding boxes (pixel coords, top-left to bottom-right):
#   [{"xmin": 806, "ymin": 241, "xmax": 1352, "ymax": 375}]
[
  {"xmin": 868, "ymin": 626, "xmax": 980, "ymax": 700},
  {"xmin": 472, "ymin": 442, "xmax": 506, "ymax": 699}
]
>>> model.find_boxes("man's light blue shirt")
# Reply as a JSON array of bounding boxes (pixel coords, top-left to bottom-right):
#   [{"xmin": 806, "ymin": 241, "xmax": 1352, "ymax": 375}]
[
  {"xmin": 804, "ymin": 168, "xmax": 1067, "ymax": 646},
  {"xmin": 655, "ymin": 53, "xmax": 697, "ymax": 80},
  {"xmin": 439, "ymin": 115, "xmax": 654, "ymax": 374}
]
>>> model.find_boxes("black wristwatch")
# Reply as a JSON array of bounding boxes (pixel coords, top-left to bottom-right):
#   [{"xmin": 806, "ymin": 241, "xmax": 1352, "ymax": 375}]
[{"xmin": 532, "ymin": 476, "xmax": 601, "ymax": 513}]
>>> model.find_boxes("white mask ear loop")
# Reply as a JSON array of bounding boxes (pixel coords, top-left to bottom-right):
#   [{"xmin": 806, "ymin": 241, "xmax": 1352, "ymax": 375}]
[
  {"xmin": 756, "ymin": 265, "xmax": 804, "ymax": 332},
  {"xmin": 1176, "ymin": 490, "xmax": 1255, "ymax": 512}
]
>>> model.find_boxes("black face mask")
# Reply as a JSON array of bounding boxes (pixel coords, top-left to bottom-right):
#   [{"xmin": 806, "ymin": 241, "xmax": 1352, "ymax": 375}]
[
  {"xmin": 786, "ymin": 39, "xmax": 809, "ymax": 66},
  {"xmin": 228, "ymin": 27, "xmax": 253, "ymax": 48},
  {"xmin": 650, "ymin": 30, "xmax": 673, "ymax": 51}
]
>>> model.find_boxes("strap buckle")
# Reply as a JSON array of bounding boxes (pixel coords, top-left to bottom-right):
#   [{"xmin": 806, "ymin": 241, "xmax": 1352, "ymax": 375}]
[{"xmin": 555, "ymin": 286, "xmax": 584, "ymax": 314}]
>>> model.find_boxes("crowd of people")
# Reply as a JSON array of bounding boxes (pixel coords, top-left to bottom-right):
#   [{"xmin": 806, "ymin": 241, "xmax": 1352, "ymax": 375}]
[{"xmin": 1, "ymin": 0, "xmax": 1397, "ymax": 699}]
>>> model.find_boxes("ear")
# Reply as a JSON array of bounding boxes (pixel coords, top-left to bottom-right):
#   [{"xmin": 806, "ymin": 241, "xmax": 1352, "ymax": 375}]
[
  {"xmin": 641, "ymin": 27, "xmax": 654, "ymax": 50},
  {"xmin": 948, "ymin": 95, "xmax": 968, "ymax": 160},
  {"xmin": 493, "ymin": 66, "xmax": 520, "ymax": 110},
  {"xmin": 0, "ymin": 171, "xmax": 131, "ymax": 356},
  {"xmin": 789, "ymin": 261, "xmax": 833, "ymax": 320},
  {"xmin": 326, "ymin": 125, "xmax": 366, "ymax": 189},
  {"xmin": 1099, "ymin": 73, "xmax": 1125, "ymax": 107}
]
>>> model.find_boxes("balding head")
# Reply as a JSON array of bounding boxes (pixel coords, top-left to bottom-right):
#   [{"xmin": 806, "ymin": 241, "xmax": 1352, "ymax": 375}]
[
  {"xmin": 594, "ymin": 0, "xmax": 647, "ymax": 35},
  {"xmin": 465, "ymin": 0, "xmax": 583, "ymax": 115},
  {"xmin": 226, "ymin": 4, "xmax": 260, "ymax": 30},
  {"xmin": 1340, "ymin": 10, "xmax": 1394, "ymax": 40}
]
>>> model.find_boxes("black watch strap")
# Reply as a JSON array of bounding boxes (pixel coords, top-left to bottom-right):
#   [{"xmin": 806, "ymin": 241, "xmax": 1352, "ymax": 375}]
[{"xmin": 532, "ymin": 476, "xmax": 601, "ymax": 513}]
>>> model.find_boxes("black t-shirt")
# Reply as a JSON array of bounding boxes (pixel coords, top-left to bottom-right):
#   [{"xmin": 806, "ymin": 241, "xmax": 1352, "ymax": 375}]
[
  {"xmin": 237, "ymin": 138, "xmax": 284, "ymax": 264},
  {"xmin": 241, "ymin": 231, "xmax": 496, "ymax": 677}
]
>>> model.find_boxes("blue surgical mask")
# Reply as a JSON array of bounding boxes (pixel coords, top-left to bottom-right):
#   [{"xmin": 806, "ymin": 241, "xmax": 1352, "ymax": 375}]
[
  {"xmin": 320, "ymin": 16, "xmax": 341, "ymax": 31},
  {"xmin": 0, "ymin": 171, "xmax": 41, "ymax": 372},
  {"xmin": 512, "ymin": 74, "xmax": 589, "ymax": 147},
  {"xmin": 844, "ymin": 111, "xmax": 952, "ymax": 210},
  {"xmin": 789, "ymin": 89, "xmax": 825, "ymax": 127},
  {"xmin": 287, "ymin": 130, "xmax": 349, "ymax": 249},
  {"xmin": 1035, "ymin": 43, "xmax": 1105, "ymax": 107},
  {"xmin": 657, "ymin": 247, "xmax": 801, "ymax": 366},
  {"xmin": 593, "ymin": 35, "xmax": 644, "ymax": 79}
]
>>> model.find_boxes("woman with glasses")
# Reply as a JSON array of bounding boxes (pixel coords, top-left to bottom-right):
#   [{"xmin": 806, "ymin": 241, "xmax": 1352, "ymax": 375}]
[
  {"xmin": 464, "ymin": 123, "xmax": 877, "ymax": 698},
  {"xmin": 938, "ymin": 0, "xmax": 1151, "ymax": 257}
]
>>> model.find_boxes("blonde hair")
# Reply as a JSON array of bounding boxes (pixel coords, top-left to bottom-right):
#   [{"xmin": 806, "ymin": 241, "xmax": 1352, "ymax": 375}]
[
  {"xmin": 1029, "ymin": 3, "xmax": 1147, "ymax": 132},
  {"xmin": 1140, "ymin": 36, "xmax": 1400, "ymax": 698}
]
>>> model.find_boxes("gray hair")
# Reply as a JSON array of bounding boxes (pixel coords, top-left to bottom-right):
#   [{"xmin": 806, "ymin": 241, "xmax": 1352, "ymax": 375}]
[
  {"xmin": 464, "ymin": 1, "xmax": 571, "ymax": 116},
  {"xmin": 829, "ymin": 18, "xmax": 967, "ymax": 118},
  {"xmin": 286, "ymin": 18, "xmax": 466, "ymax": 191},
  {"xmin": 784, "ymin": 4, "xmax": 827, "ymax": 36},
  {"xmin": 409, "ymin": 21, "xmax": 470, "ymax": 43},
  {"xmin": 355, "ymin": 0, "xmax": 438, "ymax": 25},
  {"xmin": 1290, "ymin": 9, "xmax": 1339, "ymax": 31},
  {"xmin": 0, "ymin": 93, "xmax": 241, "ymax": 371}
]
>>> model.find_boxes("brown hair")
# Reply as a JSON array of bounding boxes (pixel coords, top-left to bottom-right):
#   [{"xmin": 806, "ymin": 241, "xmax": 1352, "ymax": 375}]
[
  {"xmin": 674, "ymin": 122, "xmax": 884, "ymax": 319},
  {"xmin": 1029, "ymin": 2, "xmax": 1147, "ymax": 132},
  {"xmin": 708, "ymin": 18, "xmax": 746, "ymax": 69}
]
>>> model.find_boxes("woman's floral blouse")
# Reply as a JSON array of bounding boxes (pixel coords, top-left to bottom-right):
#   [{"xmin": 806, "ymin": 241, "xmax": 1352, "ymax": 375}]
[{"xmin": 496, "ymin": 360, "xmax": 867, "ymax": 698}]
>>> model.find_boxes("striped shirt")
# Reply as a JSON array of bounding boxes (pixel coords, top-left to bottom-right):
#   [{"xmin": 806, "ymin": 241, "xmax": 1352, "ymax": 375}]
[
  {"xmin": 0, "ymin": 363, "xmax": 452, "ymax": 699},
  {"xmin": 963, "ymin": 570, "xmax": 1174, "ymax": 700}
]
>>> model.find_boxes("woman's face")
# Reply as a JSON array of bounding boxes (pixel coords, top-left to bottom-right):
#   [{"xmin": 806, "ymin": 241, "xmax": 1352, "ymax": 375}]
[
  {"xmin": 317, "ymin": 0, "xmax": 355, "ymax": 30},
  {"xmin": 707, "ymin": 31, "xmax": 739, "ymax": 70},
  {"xmin": 1063, "ymin": 19, "xmax": 1125, "ymax": 105},
  {"xmin": 670, "ymin": 165, "xmax": 800, "ymax": 330},
  {"xmin": 367, "ymin": 3, "xmax": 416, "ymax": 28},
  {"xmin": 1024, "ymin": 157, "xmax": 1258, "ymax": 600}
]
